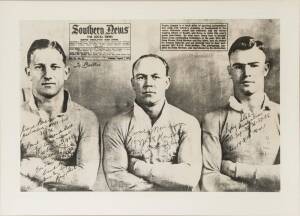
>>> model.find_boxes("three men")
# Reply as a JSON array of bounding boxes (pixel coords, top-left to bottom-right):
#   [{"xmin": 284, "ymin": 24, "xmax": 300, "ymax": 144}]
[
  {"xmin": 21, "ymin": 36, "xmax": 280, "ymax": 192},
  {"xmin": 103, "ymin": 54, "xmax": 202, "ymax": 191},
  {"xmin": 201, "ymin": 36, "xmax": 280, "ymax": 191},
  {"xmin": 20, "ymin": 39, "xmax": 100, "ymax": 191}
]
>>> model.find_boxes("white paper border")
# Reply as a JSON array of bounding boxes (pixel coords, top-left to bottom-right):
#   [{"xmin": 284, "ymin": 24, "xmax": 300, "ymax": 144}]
[{"xmin": 0, "ymin": 1, "xmax": 299, "ymax": 215}]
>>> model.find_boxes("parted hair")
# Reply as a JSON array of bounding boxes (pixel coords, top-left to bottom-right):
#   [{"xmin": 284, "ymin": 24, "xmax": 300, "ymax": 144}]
[
  {"xmin": 228, "ymin": 36, "xmax": 266, "ymax": 58},
  {"xmin": 27, "ymin": 39, "xmax": 66, "ymax": 66}
]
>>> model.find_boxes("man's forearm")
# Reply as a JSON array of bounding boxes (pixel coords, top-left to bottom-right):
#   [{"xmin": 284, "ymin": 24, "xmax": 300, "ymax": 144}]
[
  {"xmin": 201, "ymin": 171, "xmax": 249, "ymax": 192},
  {"xmin": 236, "ymin": 163, "xmax": 280, "ymax": 191},
  {"xmin": 43, "ymin": 161, "xmax": 98, "ymax": 189},
  {"xmin": 131, "ymin": 159, "xmax": 200, "ymax": 190},
  {"xmin": 105, "ymin": 170, "xmax": 164, "ymax": 191},
  {"xmin": 221, "ymin": 160, "xmax": 280, "ymax": 191},
  {"xmin": 22, "ymin": 158, "xmax": 98, "ymax": 189}
]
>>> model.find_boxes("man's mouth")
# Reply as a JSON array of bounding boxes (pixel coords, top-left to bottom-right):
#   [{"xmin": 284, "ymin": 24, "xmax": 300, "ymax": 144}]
[
  {"xmin": 42, "ymin": 83, "xmax": 56, "ymax": 86},
  {"xmin": 143, "ymin": 91, "xmax": 156, "ymax": 94},
  {"xmin": 240, "ymin": 80, "xmax": 254, "ymax": 84}
]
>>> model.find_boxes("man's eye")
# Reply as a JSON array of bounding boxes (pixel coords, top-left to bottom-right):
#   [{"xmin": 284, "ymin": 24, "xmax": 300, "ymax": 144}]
[
  {"xmin": 152, "ymin": 75, "xmax": 160, "ymax": 79},
  {"xmin": 233, "ymin": 65, "xmax": 243, "ymax": 70},
  {"xmin": 51, "ymin": 65, "xmax": 60, "ymax": 70},
  {"xmin": 250, "ymin": 64, "xmax": 259, "ymax": 68},
  {"xmin": 136, "ymin": 76, "xmax": 144, "ymax": 80},
  {"xmin": 34, "ymin": 65, "xmax": 42, "ymax": 69}
]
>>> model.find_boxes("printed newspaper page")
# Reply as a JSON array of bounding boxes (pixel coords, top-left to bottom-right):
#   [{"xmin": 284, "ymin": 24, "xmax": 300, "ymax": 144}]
[{"xmin": 0, "ymin": 1, "xmax": 299, "ymax": 215}]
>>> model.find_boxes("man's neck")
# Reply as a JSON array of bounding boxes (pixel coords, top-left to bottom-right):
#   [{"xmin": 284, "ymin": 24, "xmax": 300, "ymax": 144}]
[
  {"xmin": 33, "ymin": 89, "xmax": 65, "ymax": 118},
  {"xmin": 234, "ymin": 91, "xmax": 265, "ymax": 112},
  {"xmin": 137, "ymin": 99, "xmax": 166, "ymax": 125}
]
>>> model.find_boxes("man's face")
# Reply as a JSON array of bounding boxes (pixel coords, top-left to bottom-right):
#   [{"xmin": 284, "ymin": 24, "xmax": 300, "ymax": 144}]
[
  {"xmin": 228, "ymin": 47, "xmax": 269, "ymax": 96},
  {"xmin": 131, "ymin": 57, "xmax": 170, "ymax": 107},
  {"xmin": 26, "ymin": 48, "xmax": 70, "ymax": 99}
]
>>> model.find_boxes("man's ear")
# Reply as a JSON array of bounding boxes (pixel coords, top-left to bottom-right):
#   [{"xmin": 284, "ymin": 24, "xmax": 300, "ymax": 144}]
[
  {"xmin": 227, "ymin": 65, "xmax": 233, "ymax": 77},
  {"xmin": 165, "ymin": 76, "xmax": 171, "ymax": 90},
  {"xmin": 25, "ymin": 67, "xmax": 32, "ymax": 80},
  {"xmin": 64, "ymin": 66, "xmax": 71, "ymax": 81},
  {"xmin": 131, "ymin": 77, "xmax": 135, "ymax": 90},
  {"xmin": 264, "ymin": 62, "xmax": 270, "ymax": 77}
]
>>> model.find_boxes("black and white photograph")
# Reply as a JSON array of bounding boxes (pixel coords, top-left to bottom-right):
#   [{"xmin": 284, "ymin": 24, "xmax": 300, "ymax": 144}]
[
  {"xmin": 19, "ymin": 20, "xmax": 280, "ymax": 192},
  {"xmin": 0, "ymin": 1, "xmax": 299, "ymax": 215}
]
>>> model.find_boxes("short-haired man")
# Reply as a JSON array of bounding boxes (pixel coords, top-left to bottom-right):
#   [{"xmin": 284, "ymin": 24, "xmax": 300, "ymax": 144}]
[
  {"xmin": 201, "ymin": 36, "xmax": 280, "ymax": 191},
  {"xmin": 21, "ymin": 39, "xmax": 100, "ymax": 191},
  {"xmin": 103, "ymin": 54, "xmax": 202, "ymax": 191}
]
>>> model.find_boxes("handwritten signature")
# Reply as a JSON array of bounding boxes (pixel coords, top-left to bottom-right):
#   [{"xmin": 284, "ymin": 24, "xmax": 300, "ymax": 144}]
[
  {"xmin": 225, "ymin": 112, "xmax": 271, "ymax": 152},
  {"xmin": 73, "ymin": 61, "xmax": 102, "ymax": 68},
  {"xmin": 126, "ymin": 123, "xmax": 184, "ymax": 162}
]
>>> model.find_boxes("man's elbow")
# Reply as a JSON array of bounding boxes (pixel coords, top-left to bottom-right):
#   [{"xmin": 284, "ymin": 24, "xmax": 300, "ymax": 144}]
[
  {"xmin": 255, "ymin": 177, "xmax": 280, "ymax": 191},
  {"xmin": 254, "ymin": 166, "xmax": 280, "ymax": 191},
  {"xmin": 106, "ymin": 172, "xmax": 133, "ymax": 191},
  {"xmin": 74, "ymin": 173, "xmax": 97, "ymax": 190},
  {"xmin": 74, "ymin": 165, "xmax": 99, "ymax": 190},
  {"xmin": 103, "ymin": 163, "xmax": 120, "ymax": 191},
  {"xmin": 164, "ymin": 166, "xmax": 201, "ymax": 190},
  {"xmin": 184, "ymin": 169, "xmax": 201, "ymax": 189},
  {"xmin": 200, "ymin": 173, "xmax": 221, "ymax": 191},
  {"xmin": 105, "ymin": 173, "xmax": 118, "ymax": 191}
]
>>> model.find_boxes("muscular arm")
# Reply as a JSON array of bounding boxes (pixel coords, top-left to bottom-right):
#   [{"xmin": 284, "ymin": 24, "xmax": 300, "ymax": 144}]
[
  {"xmin": 21, "ymin": 112, "xmax": 100, "ymax": 190},
  {"xmin": 129, "ymin": 119, "xmax": 202, "ymax": 191},
  {"xmin": 102, "ymin": 120, "xmax": 160, "ymax": 191},
  {"xmin": 201, "ymin": 113, "xmax": 249, "ymax": 192}
]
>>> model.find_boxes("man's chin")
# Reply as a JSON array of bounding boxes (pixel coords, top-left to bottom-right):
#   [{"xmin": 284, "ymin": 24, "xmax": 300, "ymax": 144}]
[
  {"xmin": 38, "ymin": 90, "xmax": 59, "ymax": 99},
  {"xmin": 141, "ymin": 100, "xmax": 156, "ymax": 107},
  {"xmin": 136, "ymin": 98, "xmax": 158, "ymax": 107},
  {"xmin": 241, "ymin": 89, "xmax": 255, "ymax": 96}
]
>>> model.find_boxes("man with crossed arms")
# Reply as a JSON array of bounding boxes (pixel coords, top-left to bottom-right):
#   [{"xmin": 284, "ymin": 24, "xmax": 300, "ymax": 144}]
[
  {"xmin": 21, "ymin": 39, "xmax": 99, "ymax": 191},
  {"xmin": 201, "ymin": 36, "xmax": 280, "ymax": 191},
  {"xmin": 103, "ymin": 54, "xmax": 202, "ymax": 191}
]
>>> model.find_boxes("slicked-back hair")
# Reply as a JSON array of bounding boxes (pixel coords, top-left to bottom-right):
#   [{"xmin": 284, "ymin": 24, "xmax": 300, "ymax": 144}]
[
  {"xmin": 27, "ymin": 39, "xmax": 67, "ymax": 66},
  {"xmin": 132, "ymin": 54, "xmax": 169, "ymax": 77},
  {"xmin": 228, "ymin": 36, "xmax": 266, "ymax": 59}
]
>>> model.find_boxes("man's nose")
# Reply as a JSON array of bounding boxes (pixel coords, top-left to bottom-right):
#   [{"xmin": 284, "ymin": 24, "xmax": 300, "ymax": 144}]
[
  {"xmin": 145, "ymin": 76, "xmax": 154, "ymax": 86},
  {"xmin": 243, "ymin": 65, "xmax": 252, "ymax": 77},
  {"xmin": 43, "ymin": 66, "xmax": 53, "ymax": 80}
]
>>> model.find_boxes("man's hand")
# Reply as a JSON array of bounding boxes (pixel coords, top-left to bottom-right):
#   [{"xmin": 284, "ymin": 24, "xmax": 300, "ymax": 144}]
[
  {"xmin": 21, "ymin": 157, "xmax": 62, "ymax": 182},
  {"xmin": 128, "ymin": 157, "xmax": 151, "ymax": 178},
  {"xmin": 21, "ymin": 157, "xmax": 45, "ymax": 178},
  {"xmin": 21, "ymin": 174, "xmax": 39, "ymax": 191},
  {"xmin": 221, "ymin": 160, "xmax": 236, "ymax": 178},
  {"xmin": 33, "ymin": 158, "xmax": 62, "ymax": 182}
]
